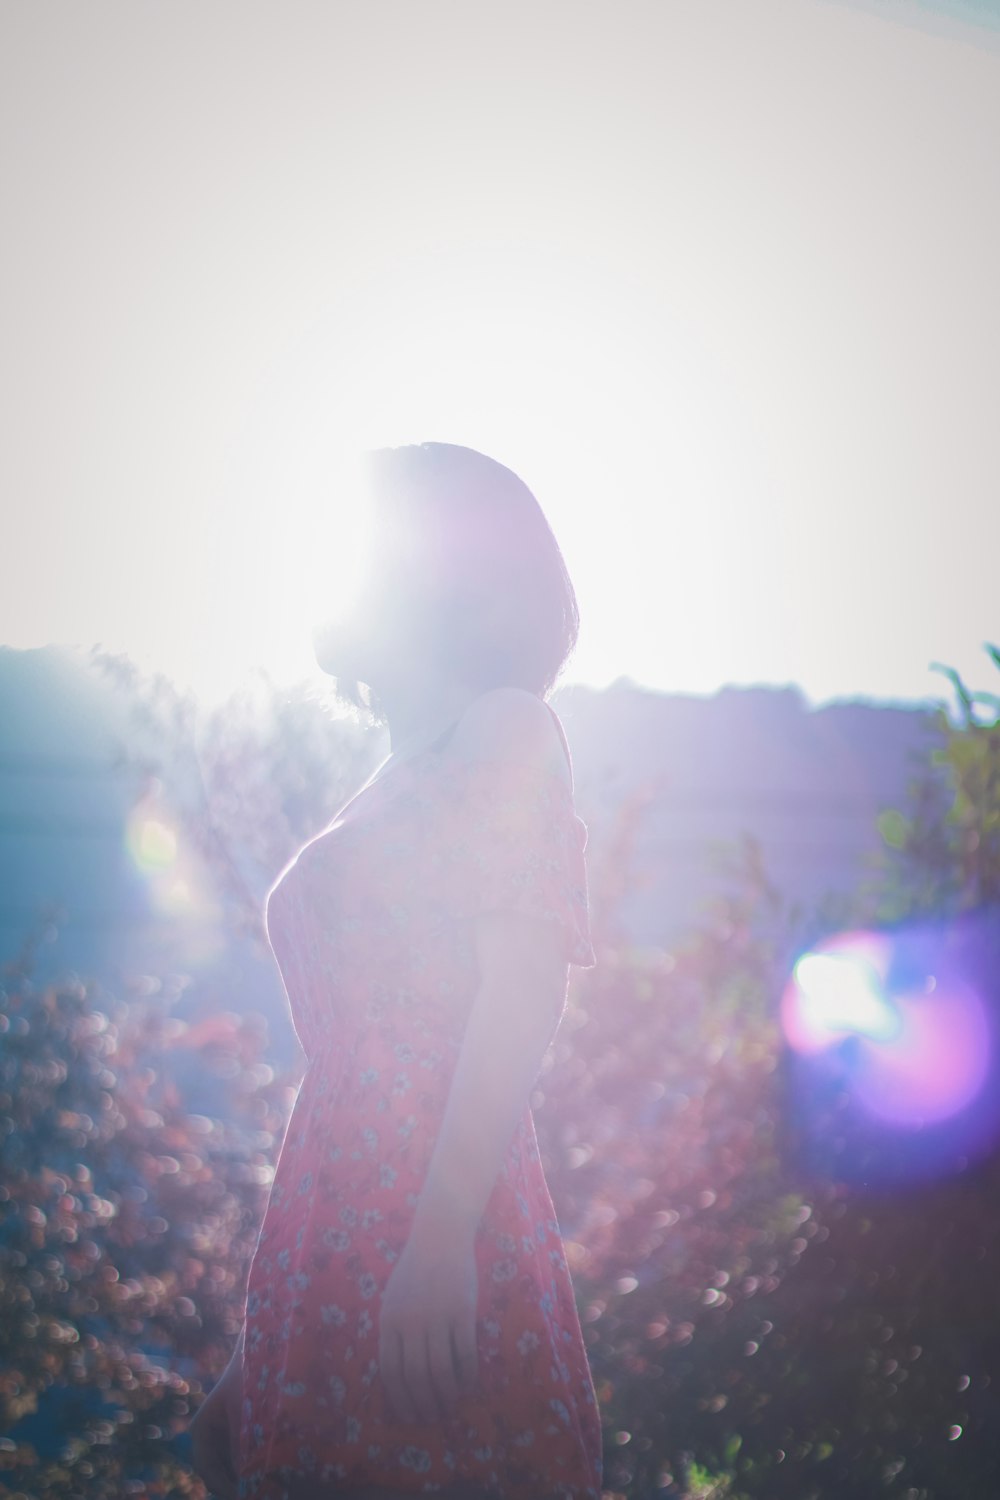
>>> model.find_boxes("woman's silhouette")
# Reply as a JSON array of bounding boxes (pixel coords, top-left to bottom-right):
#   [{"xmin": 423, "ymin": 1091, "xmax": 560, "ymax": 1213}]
[{"xmin": 189, "ymin": 443, "xmax": 601, "ymax": 1500}]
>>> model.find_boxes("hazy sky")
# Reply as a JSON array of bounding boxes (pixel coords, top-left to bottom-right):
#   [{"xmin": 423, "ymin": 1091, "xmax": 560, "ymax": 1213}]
[{"xmin": 3, "ymin": 0, "xmax": 998, "ymax": 714}]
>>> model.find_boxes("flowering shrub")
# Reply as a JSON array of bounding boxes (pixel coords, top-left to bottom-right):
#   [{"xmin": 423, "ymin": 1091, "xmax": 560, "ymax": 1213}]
[{"xmin": 3, "ymin": 647, "xmax": 997, "ymax": 1497}]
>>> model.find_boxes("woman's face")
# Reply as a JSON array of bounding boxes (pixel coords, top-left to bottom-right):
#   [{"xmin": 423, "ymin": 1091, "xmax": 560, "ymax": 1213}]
[
  {"xmin": 313, "ymin": 567, "xmax": 396, "ymax": 685},
  {"xmin": 312, "ymin": 507, "xmax": 439, "ymax": 699}
]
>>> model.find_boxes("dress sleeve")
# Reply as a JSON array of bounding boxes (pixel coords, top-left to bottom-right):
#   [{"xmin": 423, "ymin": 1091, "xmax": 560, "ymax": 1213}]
[{"xmin": 427, "ymin": 752, "xmax": 598, "ymax": 969}]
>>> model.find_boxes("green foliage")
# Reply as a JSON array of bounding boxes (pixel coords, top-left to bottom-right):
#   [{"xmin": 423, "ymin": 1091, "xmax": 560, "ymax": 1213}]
[
  {"xmin": 685, "ymin": 1458, "xmax": 749, "ymax": 1498},
  {"xmin": 865, "ymin": 646, "xmax": 1000, "ymax": 921}
]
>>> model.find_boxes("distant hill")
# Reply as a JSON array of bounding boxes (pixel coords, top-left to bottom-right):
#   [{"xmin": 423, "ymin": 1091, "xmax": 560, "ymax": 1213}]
[{"xmin": 552, "ymin": 676, "xmax": 944, "ymax": 948}]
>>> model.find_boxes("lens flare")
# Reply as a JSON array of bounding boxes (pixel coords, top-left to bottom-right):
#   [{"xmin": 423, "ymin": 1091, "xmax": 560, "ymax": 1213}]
[
  {"xmin": 781, "ymin": 917, "xmax": 1000, "ymax": 1184},
  {"xmin": 793, "ymin": 951, "xmax": 901, "ymax": 1044},
  {"xmin": 851, "ymin": 977, "xmax": 989, "ymax": 1127}
]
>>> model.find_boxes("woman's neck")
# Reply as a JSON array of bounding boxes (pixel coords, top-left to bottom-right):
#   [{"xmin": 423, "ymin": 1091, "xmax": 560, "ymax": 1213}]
[{"xmin": 378, "ymin": 679, "xmax": 482, "ymax": 761}]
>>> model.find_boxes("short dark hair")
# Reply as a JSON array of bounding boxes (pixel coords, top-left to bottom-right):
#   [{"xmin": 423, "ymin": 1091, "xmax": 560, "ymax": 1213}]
[{"xmin": 336, "ymin": 442, "xmax": 581, "ymax": 718}]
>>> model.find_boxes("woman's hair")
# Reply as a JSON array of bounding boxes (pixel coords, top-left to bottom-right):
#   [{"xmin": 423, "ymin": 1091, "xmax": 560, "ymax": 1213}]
[{"xmin": 332, "ymin": 442, "xmax": 581, "ymax": 720}]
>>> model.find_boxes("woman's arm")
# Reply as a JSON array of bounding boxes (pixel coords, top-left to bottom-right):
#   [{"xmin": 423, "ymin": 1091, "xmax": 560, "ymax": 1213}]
[
  {"xmin": 378, "ymin": 911, "xmax": 568, "ymax": 1426},
  {"xmin": 411, "ymin": 689, "xmax": 575, "ymax": 1248},
  {"xmin": 378, "ymin": 687, "xmax": 579, "ymax": 1426},
  {"xmin": 409, "ymin": 909, "xmax": 568, "ymax": 1249}
]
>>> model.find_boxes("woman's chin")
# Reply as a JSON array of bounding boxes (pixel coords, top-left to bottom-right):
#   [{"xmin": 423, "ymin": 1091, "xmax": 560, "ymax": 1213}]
[{"xmin": 312, "ymin": 631, "xmax": 365, "ymax": 681}]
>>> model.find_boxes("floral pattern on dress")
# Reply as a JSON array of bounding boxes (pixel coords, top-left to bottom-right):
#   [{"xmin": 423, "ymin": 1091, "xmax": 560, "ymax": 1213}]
[{"xmin": 238, "ymin": 713, "xmax": 601, "ymax": 1500}]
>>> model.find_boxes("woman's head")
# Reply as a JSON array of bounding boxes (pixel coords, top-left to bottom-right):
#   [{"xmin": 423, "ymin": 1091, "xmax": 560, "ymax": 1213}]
[{"xmin": 313, "ymin": 443, "xmax": 581, "ymax": 724}]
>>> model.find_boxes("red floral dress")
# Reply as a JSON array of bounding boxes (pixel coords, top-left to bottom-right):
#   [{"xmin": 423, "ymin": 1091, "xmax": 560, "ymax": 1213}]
[{"xmin": 238, "ymin": 700, "xmax": 602, "ymax": 1500}]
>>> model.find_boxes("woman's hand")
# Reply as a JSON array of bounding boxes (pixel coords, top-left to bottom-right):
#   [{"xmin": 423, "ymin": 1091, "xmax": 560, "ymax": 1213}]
[
  {"xmin": 188, "ymin": 1345, "xmax": 242, "ymax": 1500},
  {"xmin": 378, "ymin": 1225, "xmax": 480, "ymax": 1425}
]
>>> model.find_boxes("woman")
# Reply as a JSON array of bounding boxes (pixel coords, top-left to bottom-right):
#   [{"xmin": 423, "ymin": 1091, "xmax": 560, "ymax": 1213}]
[{"xmin": 189, "ymin": 443, "xmax": 601, "ymax": 1500}]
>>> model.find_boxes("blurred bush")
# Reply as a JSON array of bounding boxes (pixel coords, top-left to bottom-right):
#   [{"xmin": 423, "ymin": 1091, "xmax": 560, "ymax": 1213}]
[
  {"xmin": 543, "ymin": 648, "xmax": 999, "ymax": 1499},
  {"xmin": 0, "ymin": 955, "xmax": 289, "ymax": 1497},
  {"xmin": 1, "ymin": 646, "xmax": 997, "ymax": 1498}
]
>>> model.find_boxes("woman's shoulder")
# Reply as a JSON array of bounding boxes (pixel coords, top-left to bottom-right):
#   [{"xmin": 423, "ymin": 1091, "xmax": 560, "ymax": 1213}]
[{"xmin": 443, "ymin": 688, "xmax": 572, "ymax": 793}]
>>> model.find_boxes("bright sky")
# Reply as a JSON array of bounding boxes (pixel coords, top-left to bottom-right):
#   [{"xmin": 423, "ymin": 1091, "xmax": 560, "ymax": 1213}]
[{"xmin": 3, "ymin": 0, "xmax": 998, "ymax": 714}]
